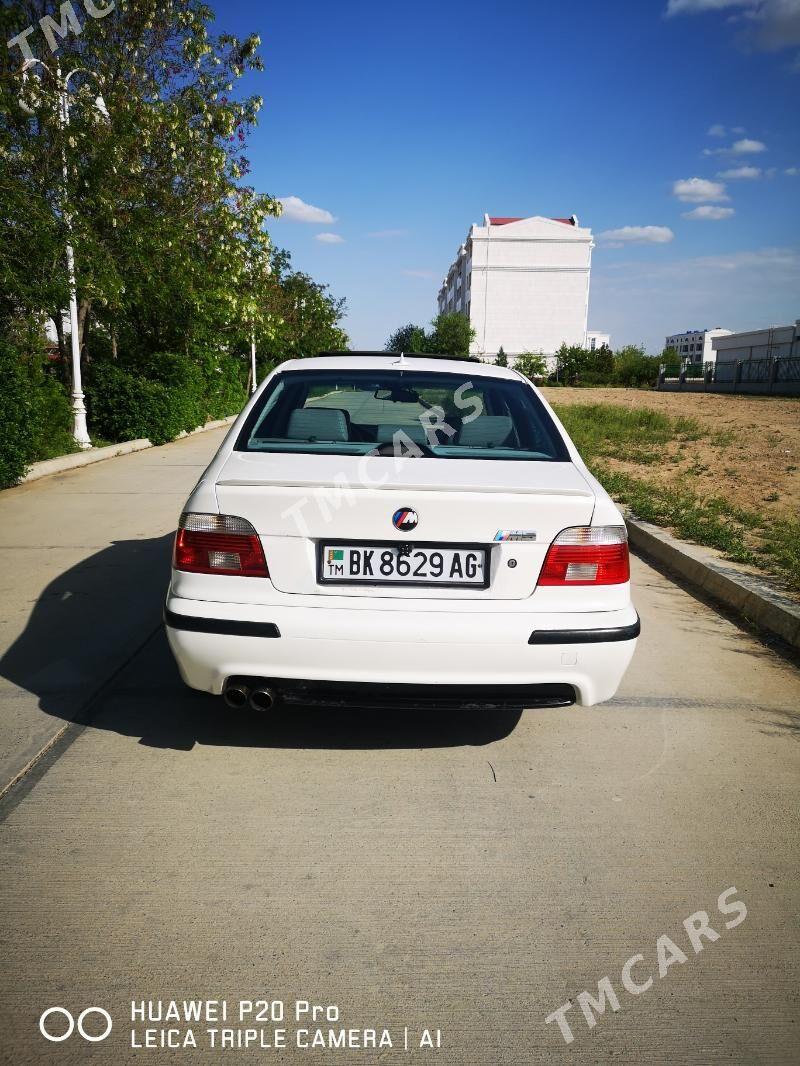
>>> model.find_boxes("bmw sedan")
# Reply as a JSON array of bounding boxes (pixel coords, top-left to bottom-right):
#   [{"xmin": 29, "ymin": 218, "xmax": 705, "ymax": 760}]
[{"xmin": 165, "ymin": 353, "xmax": 639, "ymax": 711}]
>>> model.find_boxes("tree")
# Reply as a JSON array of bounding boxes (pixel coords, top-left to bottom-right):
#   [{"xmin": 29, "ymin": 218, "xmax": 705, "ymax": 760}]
[
  {"xmin": 613, "ymin": 345, "xmax": 661, "ymax": 388},
  {"xmin": 495, "ymin": 346, "xmax": 508, "ymax": 367},
  {"xmin": 386, "ymin": 323, "xmax": 426, "ymax": 353},
  {"xmin": 514, "ymin": 352, "xmax": 548, "ymax": 381},
  {"xmin": 250, "ymin": 247, "xmax": 348, "ymax": 373},
  {"xmin": 0, "ymin": 4, "xmax": 72, "ymax": 333},
  {"xmin": 1, "ymin": 1, "xmax": 280, "ymax": 361},
  {"xmin": 427, "ymin": 312, "xmax": 475, "ymax": 355},
  {"xmin": 385, "ymin": 312, "xmax": 475, "ymax": 356}
]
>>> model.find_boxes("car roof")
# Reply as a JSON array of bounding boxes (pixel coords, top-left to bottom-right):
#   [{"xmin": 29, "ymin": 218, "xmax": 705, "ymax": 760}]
[{"xmin": 275, "ymin": 352, "xmax": 523, "ymax": 380}]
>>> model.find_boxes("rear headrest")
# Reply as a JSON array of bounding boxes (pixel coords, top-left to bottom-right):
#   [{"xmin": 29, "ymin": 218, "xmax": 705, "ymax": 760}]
[
  {"xmin": 286, "ymin": 408, "xmax": 349, "ymax": 442},
  {"xmin": 375, "ymin": 422, "xmax": 429, "ymax": 445},
  {"xmin": 457, "ymin": 415, "xmax": 513, "ymax": 448}
]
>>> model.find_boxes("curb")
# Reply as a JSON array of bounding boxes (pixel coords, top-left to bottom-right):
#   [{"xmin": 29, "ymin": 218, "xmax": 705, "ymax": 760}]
[
  {"xmin": 20, "ymin": 416, "xmax": 236, "ymax": 486},
  {"xmin": 626, "ymin": 517, "xmax": 800, "ymax": 651}
]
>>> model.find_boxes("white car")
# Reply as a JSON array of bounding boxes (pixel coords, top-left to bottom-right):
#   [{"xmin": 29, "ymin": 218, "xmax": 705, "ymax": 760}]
[{"xmin": 165, "ymin": 353, "xmax": 639, "ymax": 711}]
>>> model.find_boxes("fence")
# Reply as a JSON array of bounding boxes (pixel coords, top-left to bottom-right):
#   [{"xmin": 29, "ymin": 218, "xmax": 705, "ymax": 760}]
[{"xmin": 659, "ymin": 356, "xmax": 800, "ymax": 396}]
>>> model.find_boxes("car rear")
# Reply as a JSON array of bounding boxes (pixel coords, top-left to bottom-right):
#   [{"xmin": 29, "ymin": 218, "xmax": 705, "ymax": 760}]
[{"xmin": 165, "ymin": 355, "xmax": 639, "ymax": 708}]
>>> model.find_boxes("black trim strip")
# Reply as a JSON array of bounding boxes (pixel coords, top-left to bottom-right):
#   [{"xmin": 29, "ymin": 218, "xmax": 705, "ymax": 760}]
[
  {"xmin": 528, "ymin": 618, "xmax": 640, "ymax": 645},
  {"xmin": 164, "ymin": 609, "xmax": 280, "ymax": 638}
]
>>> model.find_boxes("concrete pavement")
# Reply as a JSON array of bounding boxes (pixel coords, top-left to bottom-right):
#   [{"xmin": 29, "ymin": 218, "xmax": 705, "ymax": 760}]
[
  {"xmin": 0, "ymin": 428, "xmax": 228, "ymax": 788},
  {"xmin": 0, "ymin": 433, "xmax": 798, "ymax": 1064}
]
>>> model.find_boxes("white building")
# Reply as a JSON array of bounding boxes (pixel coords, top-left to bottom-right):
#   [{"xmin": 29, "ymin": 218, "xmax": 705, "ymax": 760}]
[
  {"xmin": 586, "ymin": 331, "xmax": 611, "ymax": 351},
  {"xmin": 664, "ymin": 327, "xmax": 732, "ymax": 364},
  {"xmin": 437, "ymin": 214, "xmax": 603, "ymax": 364},
  {"xmin": 712, "ymin": 322, "xmax": 800, "ymax": 365}
]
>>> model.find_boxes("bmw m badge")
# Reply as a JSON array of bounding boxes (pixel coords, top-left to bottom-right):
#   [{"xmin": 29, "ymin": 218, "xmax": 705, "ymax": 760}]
[
  {"xmin": 393, "ymin": 508, "xmax": 418, "ymax": 532},
  {"xmin": 494, "ymin": 529, "xmax": 537, "ymax": 541}
]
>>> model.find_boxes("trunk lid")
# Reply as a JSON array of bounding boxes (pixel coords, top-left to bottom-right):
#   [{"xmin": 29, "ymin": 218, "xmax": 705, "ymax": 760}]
[{"xmin": 214, "ymin": 452, "xmax": 595, "ymax": 600}]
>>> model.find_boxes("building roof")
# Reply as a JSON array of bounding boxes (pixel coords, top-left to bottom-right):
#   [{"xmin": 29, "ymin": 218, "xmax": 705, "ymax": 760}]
[{"xmin": 488, "ymin": 216, "xmax": 576, "ymax": 226}]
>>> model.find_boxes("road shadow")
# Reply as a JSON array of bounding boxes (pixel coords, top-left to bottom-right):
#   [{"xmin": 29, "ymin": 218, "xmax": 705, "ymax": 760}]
[{"xmin": 0, "ymin": 536, "xmax": 522, "ymax": 751}]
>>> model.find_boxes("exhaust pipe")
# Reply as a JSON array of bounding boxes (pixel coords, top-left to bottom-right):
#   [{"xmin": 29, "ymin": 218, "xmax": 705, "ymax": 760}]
[
  {"xmin": 223, "ymin": 682, "xmax": 249, "ymax": 709},
  {"xmin": 249, "ymin": 687, "xmax": 276, "ymax": 712}
]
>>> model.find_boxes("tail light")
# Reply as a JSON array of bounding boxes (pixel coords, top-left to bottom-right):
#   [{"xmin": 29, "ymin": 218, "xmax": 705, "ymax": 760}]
[
  {"xmin": 538, "ymin": 525, "xmax": 629, "ymax": 586},
  {"xmin": 173, "ymin": 513, "xmax": 268, "ymax": 577}
]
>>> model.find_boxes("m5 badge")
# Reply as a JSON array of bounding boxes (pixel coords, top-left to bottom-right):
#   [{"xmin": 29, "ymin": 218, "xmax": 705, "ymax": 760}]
[{"xmin": 494, "ymin": 530, "xmax": 537, "ymax": 542}]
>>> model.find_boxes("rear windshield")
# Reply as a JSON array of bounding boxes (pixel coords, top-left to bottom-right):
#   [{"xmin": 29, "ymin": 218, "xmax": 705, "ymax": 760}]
[{"xmin": 235, "ymin": 368, "xmax": 569, "ymax": 462}]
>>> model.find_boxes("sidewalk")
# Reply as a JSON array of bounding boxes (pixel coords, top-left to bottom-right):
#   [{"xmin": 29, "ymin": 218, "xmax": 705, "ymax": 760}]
[{"xmin": 0, "ymin": 427, "xmax": 228, "ymax": 789}]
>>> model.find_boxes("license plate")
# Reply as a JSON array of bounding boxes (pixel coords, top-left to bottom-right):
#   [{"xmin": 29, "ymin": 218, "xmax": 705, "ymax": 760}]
[{"xmin": 319, "ymin": 543, "xmax": 489, "ymax": 587}]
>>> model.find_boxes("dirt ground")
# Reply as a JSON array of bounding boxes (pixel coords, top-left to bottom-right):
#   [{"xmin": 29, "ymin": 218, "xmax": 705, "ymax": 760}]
[{"xmin": 542, "ymin": 387, "xmax": 800, "ymax": 523}]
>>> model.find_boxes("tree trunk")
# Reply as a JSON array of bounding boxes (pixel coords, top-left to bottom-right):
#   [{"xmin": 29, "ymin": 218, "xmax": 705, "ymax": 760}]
[
  {"xmin": 53, "ymin": 312, "xmax": 68, "ymax": 384},
  {"xmin": 78, "ymin": 299, "xmax": 91, "ymax": 364}
]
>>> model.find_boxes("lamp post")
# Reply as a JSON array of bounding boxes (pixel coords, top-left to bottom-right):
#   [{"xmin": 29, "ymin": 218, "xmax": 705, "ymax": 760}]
[
  {"xmin": 250, "ymin": 325, "xmax": 257, "ymax": 394},
  {"xmin": 20, "ymin": 60, "xmax": 108, "ymax": 450}
]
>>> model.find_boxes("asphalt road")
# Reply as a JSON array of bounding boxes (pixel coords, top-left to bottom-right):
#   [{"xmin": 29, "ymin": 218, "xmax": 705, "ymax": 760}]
[{"xmin": 0, "ymin": 430, "xmax": 798, "ymax": 1064}]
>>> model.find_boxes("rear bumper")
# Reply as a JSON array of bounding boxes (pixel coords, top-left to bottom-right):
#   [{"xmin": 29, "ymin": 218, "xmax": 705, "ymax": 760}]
[{"xmin": 165, "ymin": 595, "xmax": 639, "ymax": 707}]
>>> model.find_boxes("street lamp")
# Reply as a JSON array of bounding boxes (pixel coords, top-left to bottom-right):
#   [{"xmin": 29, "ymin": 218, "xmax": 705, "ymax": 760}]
[
  {"xmin": 250, "ymin": 325, "xmax": 257, "ymax": 395},
  {"xmin": 19, "ymin": 60, "xmax": 109, "ymax": 450}
]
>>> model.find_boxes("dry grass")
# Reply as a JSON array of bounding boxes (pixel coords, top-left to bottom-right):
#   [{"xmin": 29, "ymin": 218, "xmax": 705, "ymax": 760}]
[
  {"xmin": 543, "ymin": 388, "xmax": 800, "ymax": 595},
  {"xmin": 543, "ymin": 388, "xmax": 800, "ymax": 522}
]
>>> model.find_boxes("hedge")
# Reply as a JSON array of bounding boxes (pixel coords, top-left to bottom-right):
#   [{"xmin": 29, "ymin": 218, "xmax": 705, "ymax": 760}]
[
  {"xmin": 0, "ymin": 337, "xmax": 74, "ymax": 488},
  {"xmin": 85, "ymin": 349, "xmax": 247, "ymax": 447}
]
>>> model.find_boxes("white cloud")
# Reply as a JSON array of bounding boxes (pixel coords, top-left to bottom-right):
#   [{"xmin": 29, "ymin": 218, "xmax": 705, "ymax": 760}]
[
  {"xmin": 402, "ymin": 269, "xmax": 437, "ymax": 279},
  {"xmin": 673, "ymin": 176, "xmax": 730, "ymax": 201},
  {"xmin": 718, "ymin": 164, "xmax": 762, "ymax": 178},
  {"xmin": 784, "ymin": 166, "xmax": 799, "ymax": 175},
  {"xmin": 666, "ymin": 0, "xmax": 800, "ymax": 52},
  {"xmin": 704, "ymin": 137, "xmax": 767, "ymax": 155},
  {"xmin": 278, "ymin": 196, "xmax": 336, "ymax": 224},
  {"xmin": 706, "ymin": 123, "xmax": 747, "ymax": 140},
  {"xmin": 744, "ymin": 0, "xmax": 800, "ymax": 51},
  {"xmin": 598, "ymin": 226, "xmax": 675, "ymax": 245},
  {"xmin": 367, "ymin": 229, "xmax": 408, "ymax": 239},
  {"xmin": 731, "ymin": 137, "xmax": 767, "ymax": 153},
  {"xmin": 667, "ymin": 0, "xmax": 752, "ymax": 12},
  {"xmin": 682, "ymin": 205, "xmax": 736, "ymax": 219},
  {"xmin": 315, "ymin": 232, "xmax": 345, "ymax": 244}
]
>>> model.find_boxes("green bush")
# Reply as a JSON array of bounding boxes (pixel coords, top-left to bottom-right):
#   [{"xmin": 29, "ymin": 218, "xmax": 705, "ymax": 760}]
[
  {"xmin": 514, "ymin": 352, "xmax": 549, "ymax": 380},
  {"xmin": 86, "ymin": 349, "xmax": 247, "ymax": 446},
  {"xmin": 137, "ymin": 350, "xmax": 207, "ymax": 433},
  {"xmin": 0, "ymin": 336, "xmax": 74, "ymax": 488},
  {"xmin": 86, "ymin": 362, "xmax": 182, "ymax": 445},
  {"xmin": 577, "ymin": 370, "xmax": 610, "ymax": 386},
  {"xmin": 611, "ymin": 347, "xmax": 661, "ymax": 388},
  {"xmin": 553, "ymin": 343, "xmax": 613, "ymax": 385},
  {"xmin": 194, "ymin": 348, "xmax": 247, "ymax": 420}
]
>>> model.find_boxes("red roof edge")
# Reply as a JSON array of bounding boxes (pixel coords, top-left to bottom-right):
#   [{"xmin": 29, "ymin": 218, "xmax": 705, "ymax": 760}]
[{"xmin": 488, "ymin": 215, "xmax": 576, "ymax": 226}]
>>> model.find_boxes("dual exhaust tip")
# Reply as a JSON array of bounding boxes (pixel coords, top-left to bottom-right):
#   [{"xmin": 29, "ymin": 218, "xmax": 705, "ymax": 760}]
[{"xmin": 223, "ymin": 683, "xmax": 276, "ymax": 712}]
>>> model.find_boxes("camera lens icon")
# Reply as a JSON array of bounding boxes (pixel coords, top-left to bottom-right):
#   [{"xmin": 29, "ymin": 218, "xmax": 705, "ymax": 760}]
[{"xmin": 39, "ymin": 1006, "xmax": 112, "ymax": 1043}]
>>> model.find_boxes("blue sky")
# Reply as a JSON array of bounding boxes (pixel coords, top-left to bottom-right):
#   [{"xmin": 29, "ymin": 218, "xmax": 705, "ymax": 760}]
[{"xmin": 225, "ymin": 0, "xmax": 799, "ymax": 352}]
